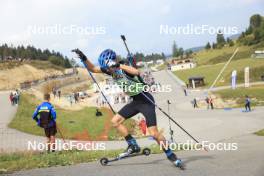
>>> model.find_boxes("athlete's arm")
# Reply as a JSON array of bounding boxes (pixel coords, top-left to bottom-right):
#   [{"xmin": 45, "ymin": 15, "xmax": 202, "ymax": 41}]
[
  {"xmin": 84, "ymin": 59, "xmax": 102, "ymax": 73},
  {"xmin": 72, "ymin": 49, "xmax": 102, "ymax": 73},
  {"xmin": 50, "ymin": 105, "xmax": 57, "ymax": 121},
  {"xmin": 120, "ymin": 64, "xmax": 140, "ymax": 76}
]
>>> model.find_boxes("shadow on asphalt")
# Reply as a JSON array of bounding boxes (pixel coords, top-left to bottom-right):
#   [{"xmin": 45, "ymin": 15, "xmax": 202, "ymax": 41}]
[
  {"xmin": 183, "ymin": 155, "xmax": 214, "ymax": 164},
  {"xmin": 105, "ymin": 158, "xmax": 166, "ymax": 167},
  {"xmin": 103, "ymin": 154, "xmax": 214, "ymax": 167}
]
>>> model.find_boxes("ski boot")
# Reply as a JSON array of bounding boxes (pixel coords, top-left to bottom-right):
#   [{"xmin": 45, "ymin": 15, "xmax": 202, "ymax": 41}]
[
  {"xmin": 118, "ymin": 144, "xmax": 141, "ymax": 158},
  {"xmin": 126, "ymin": 143, "xmax": 141, "ymax": 155},
  {"xmin": 167, "ymin": 153, "xmax": 185, "ymax": 170}
]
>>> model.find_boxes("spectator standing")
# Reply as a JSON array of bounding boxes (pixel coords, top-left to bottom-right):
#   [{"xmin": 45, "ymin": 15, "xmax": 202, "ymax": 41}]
[
  {"xmin": 16, "ymin": 89, "xmax": 20, "ymax": 104},
  {"xmin": 58, "ymin": 90, "xmax": 61, "ymax": 99},
  {"xmin": 245, "ymin": 95, "xmax": 251, "ymax": 112},
  {"xmin": 52, "ymin": 88, "xmax": 57, "ymax": 98},
  {"xmin": 9, "ymin": 92, "xmax": 14, "ymax": 105},
  {"xmin": 183, "ymin": 88, "xmax": 187, "ymax": 96},
  {"xmin": 209, "ymin": 97, "xmax": 214, "ymax": 110},
  {"xmin": 205, "ymin": 97, "xmax": 210, "ymax": 109},
  {"xmin": 74, "ymin": 92, "xmax": 78, "ymax": 103},
  {"xmin": 193, "ymin": 98, "xmax": 198, "ymax": 108}
]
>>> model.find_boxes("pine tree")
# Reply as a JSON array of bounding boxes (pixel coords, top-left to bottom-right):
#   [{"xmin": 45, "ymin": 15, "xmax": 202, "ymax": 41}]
[
  {"xmin": 205, "ymin": 42, "xmax": 211, "ymax": 50},
  {"xmin": 172, "ymin": 41, "xmax": 178, "ymax": 57}
]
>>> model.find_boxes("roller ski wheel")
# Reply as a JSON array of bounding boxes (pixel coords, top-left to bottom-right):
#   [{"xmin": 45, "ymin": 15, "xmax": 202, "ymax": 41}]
[
  {"xmin": 100, "ymin": 157, "xmax": 109, "ymax": 166},
  {"xmin": 99, "ymin": 147, "xmax": 151, "ymax": 166},
  {"xmin": 142, "ymin": 148, "xmax": 151, "ymax": 156}
]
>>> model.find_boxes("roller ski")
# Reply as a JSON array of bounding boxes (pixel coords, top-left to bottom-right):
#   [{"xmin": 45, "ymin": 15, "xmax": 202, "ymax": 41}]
[
  {"xmin": 100, "ymin": 146, "xmax": 151, "ymax": 166},
  {"xmin": 167, "ymin": 152, "xmax": 185, "ymax": 170}
]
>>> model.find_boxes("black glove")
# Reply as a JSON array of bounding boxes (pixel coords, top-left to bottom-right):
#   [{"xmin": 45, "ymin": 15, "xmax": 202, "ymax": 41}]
[{"xmin": 72, "ymin": 49, "xmax": 87, "ymax": 62}]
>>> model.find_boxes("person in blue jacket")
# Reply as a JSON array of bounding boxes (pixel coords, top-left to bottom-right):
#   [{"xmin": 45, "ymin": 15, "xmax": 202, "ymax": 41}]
[
  {"xmin": 245, "ymin": 95, "xmax": 251, "ymax": 112},
  {"xmin": 32, "ymin": 93, "xmax": 57, "ymax": 152}
]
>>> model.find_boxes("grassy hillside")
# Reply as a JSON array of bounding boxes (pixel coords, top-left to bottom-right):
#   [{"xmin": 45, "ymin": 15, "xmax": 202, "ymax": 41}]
[
  {"xmin": 195, "ymin": 42, "xmax": 264, "ymax": 66},
  {"xmin": 174, "ymin": 42, "xmax": 264, "ymax": 87},
  {"xmin": 0, "ymin": 60, "xmax": 65, "ymax": 71},
  {"xmin": 175, "ymin": 58, "xmax": 264, "ymax": 87},
  {"xmin": 215, "ymin": 85, "xmax": 264, "ymax": 107},
  {"xmin": 9, "ymin": 93, "xmax": 137, "ymax": 141}
]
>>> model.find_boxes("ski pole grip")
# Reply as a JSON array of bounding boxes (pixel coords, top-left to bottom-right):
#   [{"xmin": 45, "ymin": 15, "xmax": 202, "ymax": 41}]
[{"xmin": 121, "ymin": 35, "xmax": 126, "ymax": 41}]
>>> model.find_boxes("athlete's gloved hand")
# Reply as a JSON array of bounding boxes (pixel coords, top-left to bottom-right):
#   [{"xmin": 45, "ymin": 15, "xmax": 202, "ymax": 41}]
[{"xmin": 72, "ymin": 49, "xmax": 87, "ymax": 62}]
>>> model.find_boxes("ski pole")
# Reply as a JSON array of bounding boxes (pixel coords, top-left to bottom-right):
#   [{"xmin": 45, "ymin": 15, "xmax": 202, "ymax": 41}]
[
  {"xmin": 140, "ymin": 91, "xmax": 208, "ymax": 151},
  {"xmin": 120, "ymin": 35, "xmax": 208, "ymax": 151},
  {"xmin": 81, "ymin": 60, "xmax": 116, "ymax": 114},
  {"xmin": 121, "ymin": 35, "xmax": 137, "ymax": 68},
  {"xmin": 140, "ymin": 92, "xmax": 196, "ymax": 142},
  {"xmin": 121, "ymin": 35, "xmax": 131, "ymax": 55},
  {"xmin": 56, "ymin": 123, "xmax": 66, "ymax": 143},
  {"xmin": 71, "ymin": 49, "xmax": 116, "ymax": 114}
]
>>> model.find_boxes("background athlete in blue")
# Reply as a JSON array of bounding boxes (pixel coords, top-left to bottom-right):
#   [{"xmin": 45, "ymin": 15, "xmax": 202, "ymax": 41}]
[{"xmin": 32, "ymin": 93, "xmax": 57, "ymax": 152}]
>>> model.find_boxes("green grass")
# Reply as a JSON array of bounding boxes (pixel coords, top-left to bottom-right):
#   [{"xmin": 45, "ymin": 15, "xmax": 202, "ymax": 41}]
[
  {"xmin": 0, "ymin": 144, "xmax": 172, "ymax": 174},
  {"xmin": 236, "ymin": 66, "xmax": 264, "ymax": 83},
  {"xmin": 174, "ymin": 58, "xmax": 264, "ymax": 87},
  {"xmin": 215, "ymin": 85, "xmax": 264, "ymax": 107},
  {"xmin": 195, "ymin": 43, "xmax": 264, "ymax": 66},
  {"xmin": 9, "ymin": 93, "xmax": 136, "ymax": 140},
  {"xmin": 195, "ymin": 46, "xmax": 239, "ymax": 65},
  {"xmin": 173, "ymin": 42, "xmax": 264, "ymax": 87}
]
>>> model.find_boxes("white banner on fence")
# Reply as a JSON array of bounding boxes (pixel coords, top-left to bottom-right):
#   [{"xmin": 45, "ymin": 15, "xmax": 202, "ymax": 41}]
[
  {"xmin": 245, "ymin": 67, "xmax": 250, "ymax": 88},
  {"xmin": 231, "ymin": 70, "xmax": 237, "ymax": 89}
]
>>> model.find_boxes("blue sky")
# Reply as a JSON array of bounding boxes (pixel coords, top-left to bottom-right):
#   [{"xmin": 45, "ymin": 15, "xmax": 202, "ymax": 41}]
[{"xmin": 0, "ymin": 0, "xmax": 263, "ymax": 62}]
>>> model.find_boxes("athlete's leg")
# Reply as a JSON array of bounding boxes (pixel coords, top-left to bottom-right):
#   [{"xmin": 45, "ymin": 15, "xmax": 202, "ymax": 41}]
[
  {"xmin": 111, "ymin": 114, "xmax": 128, "ymax": 137},
  {"xmin": 46, "ymin": 137, "xmax": 51, "ymax": 152},
  {"xmin": 113, "ymin": 101, "xmax": 141, "ymax": 154},
  {"xmin": 148, "ymin": 126, "xmax": 172, "ymax": 154},
  {"xmin": 148, "ymin": 125, "xmax": 183, "ymax": 167},
  {"xmin": 50, "ymin": 135, "xmax": 56, "ymax": 152}
]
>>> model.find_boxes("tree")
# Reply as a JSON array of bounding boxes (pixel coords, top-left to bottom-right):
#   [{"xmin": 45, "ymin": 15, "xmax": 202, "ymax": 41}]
[
  {"xmin": 172, "ymin": 40, "xmax": 178, "ymax": 57},
  {"xmin": 178, "ymin": 47, "xmax": 184, "ymax": 57},
  {"xmin": 185, "ymin": 50, "xmax": 193, "ymax": 57},
  {"xmin": 205, "ymin": 42, "xmax": 211, "ymax": 50},
  {"xmin": 226, "ymin": 38, "xmax": 234, "ymax": 47},
  {"xmin": 212, "ymin": 43, "xmax": 217, "ymax": 49},
  {"xmin": 238, "ymin": 14, "xmax": 264, "ymax": 45},
  {"xmin": 161, "ymin": 52, "xmax": 165, "ymax": 58},
  {"xmin": 48, "ymin": 56, "xmax": 64, "ymax": 66},
  {"xmin": 64, "ymin": 58, "xmax": 72, "ymax": 68},
  {"xmin": 229, "ymin": 40, "xmax": 234, "ymax": 47},
  {"xmin": 216, "ymin": 30, "xmax": 226, "ymax": 48},
  {"xmin": 250, "ymin": 14, "xmax": 262, "ymax": 29}
]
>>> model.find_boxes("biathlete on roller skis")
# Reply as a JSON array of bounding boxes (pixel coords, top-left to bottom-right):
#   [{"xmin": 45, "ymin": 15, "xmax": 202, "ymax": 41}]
[{"xmin": 72, "ymin": 48, "xmax": 184, "ymax": 169}]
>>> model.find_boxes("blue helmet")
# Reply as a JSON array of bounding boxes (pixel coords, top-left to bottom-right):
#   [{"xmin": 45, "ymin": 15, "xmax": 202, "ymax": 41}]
[{"xmin": 98, "ymin": 49, "xmax": 116, "ymax": 68}]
